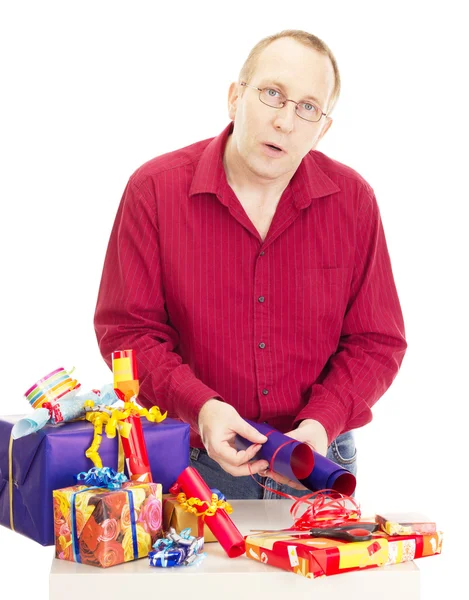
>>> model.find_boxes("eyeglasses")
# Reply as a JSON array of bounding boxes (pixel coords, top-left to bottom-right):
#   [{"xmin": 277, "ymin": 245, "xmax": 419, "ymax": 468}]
[{"xmin": 240, "ymin": 81, "xmax": 327, "ymax": 123}]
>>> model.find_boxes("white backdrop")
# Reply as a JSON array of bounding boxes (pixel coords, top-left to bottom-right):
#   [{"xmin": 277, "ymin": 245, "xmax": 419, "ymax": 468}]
[{"xmin": 0, "ymin": 1, "xmax": 466, "ymax": 597}]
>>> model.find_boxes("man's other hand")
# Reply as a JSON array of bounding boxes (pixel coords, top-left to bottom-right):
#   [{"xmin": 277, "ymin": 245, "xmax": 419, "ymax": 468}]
[{"xmin": 197, "ymin": 399, "xmax": 269, "ymax": 477}]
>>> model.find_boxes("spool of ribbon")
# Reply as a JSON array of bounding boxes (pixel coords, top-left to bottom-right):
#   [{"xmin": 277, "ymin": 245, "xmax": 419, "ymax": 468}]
[
  {"xmin": 24, "ymin": 367, "xmax": 81, "ymax": 409},
  {"xmin": 11, "ymin": 383, "xmax": 121, "ymax": 440},
  {"xmin": 149, "ymin": 527, "xmax": 205, "ymax": 567},
  {"xmin": 175, "ymin": 467, "xmax": 245, "ymax": 558}
]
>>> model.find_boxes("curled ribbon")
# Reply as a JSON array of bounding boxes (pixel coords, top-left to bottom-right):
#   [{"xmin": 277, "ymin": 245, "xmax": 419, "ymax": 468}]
[
  {"xmin": 149, "ymin": 527, "xmax": 205, "ymax": 567},
  {"xmin": 290, "ymin": 489, "xmax": 361, "ymax": 530},
  {"xmin": 175, "ymin": 492, "xmax": 233, "ymax": 517},
  {"xmin": 83, "ymin": 400, "xmax": 166, "ymax": 468},
  {"xmin": 42, "ymin": 401, "xmax": 64, "ymax": 423},
  {"xmin": 75, "ymin": 467, "xmax": 128, "ymax": 489}
]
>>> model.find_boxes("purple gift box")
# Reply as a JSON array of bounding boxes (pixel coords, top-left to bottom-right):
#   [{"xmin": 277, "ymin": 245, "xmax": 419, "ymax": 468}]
[{"xmin": 0, "ymin": 415, "xmax": 189, "ymax": 546}]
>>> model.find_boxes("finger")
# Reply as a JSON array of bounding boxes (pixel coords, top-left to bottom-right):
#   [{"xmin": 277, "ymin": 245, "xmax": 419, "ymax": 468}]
[
  {"xmin": 235, "ymin": 418, "xmax": 268, "ymax": 445},
  {"xmin": 212, "ymin": 442, "xmax": 263, "ymax": 469},
  {"xmin": 247, "ymin": 458, "xmax": 270, "ymax": 475},
  {"xmin": 216, "ymin": 455, "xmax": 269, "ymax": 478}
]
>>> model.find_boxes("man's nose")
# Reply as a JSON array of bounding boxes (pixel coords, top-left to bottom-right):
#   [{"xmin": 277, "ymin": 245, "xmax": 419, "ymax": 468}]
[{"xmin": 272, "ymin": 100, "xmax": 296, "ymax": 133}]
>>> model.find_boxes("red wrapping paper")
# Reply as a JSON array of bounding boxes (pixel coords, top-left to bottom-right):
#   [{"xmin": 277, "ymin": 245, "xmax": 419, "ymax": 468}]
[
  {"xmin": 120, "ymin": 414, "xmax": 153, "ymax": 483},
  {"xmin": 176, "ymin": 467, "xmax": 245, "ymax": 558}
]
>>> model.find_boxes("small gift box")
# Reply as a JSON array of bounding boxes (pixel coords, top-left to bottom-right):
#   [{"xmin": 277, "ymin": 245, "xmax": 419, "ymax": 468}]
[
  {"xmin": 245, "ymin": 529, "xmax": 443, "ymax": 579},
  {"xmin": 53, "ymin": 480, "xmax": 163, "ymax": 568},
  {"xmin": 163, "ymin": 494, "xmax": 217, "ymax": 542}
]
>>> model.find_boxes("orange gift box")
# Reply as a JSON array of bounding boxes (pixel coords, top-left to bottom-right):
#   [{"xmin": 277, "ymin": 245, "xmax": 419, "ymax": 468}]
[
  {"xmin": 245, "ymin": 530, "xmax": 443, "ymax": 579},
  {"xmin": 53, "ymin": 481, "xmax": 163, "ymax": 568},
  {"xmin": 162, "ymin": 494, "xmax": 217, "ymax": 542}
]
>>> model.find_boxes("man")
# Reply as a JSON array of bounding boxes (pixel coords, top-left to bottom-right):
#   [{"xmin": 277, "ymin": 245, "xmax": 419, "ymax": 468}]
[{"xmin": 94, "ymin": 30, "xmax": 406, "ymax": 499}]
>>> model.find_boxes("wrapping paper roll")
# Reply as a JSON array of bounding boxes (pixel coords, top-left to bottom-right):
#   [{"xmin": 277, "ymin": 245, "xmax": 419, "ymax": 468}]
[
  {"xmin": 176, "ymin": 467, "xmax": 245, "ymax": 558},
  {"xmin": 120, "ymin": 414, "xmax": 153, "ymax": 483},
  {"xmin": 236, "ymin": 420, "xmax": 314, "ymax": 485},
  {"xmin": 300, "ymin": 452, "xmax": 356, "ymax": 496},
  {"xmin": 237, "ymin": 420, "xmax": 356, "ymax": 495},
  {"xmin": 112, "ymin": 349, "xmax": 139, "ymax": 401}
]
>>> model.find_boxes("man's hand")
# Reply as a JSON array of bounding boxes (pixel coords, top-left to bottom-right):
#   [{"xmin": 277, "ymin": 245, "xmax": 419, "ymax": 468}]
[
  {"xmin": 260, "ymin": 419, "xmax": 329, "ymax": 490},
  {"xmin": 198, "ymin": 399, "xmax": 269, "ymax": 476}
]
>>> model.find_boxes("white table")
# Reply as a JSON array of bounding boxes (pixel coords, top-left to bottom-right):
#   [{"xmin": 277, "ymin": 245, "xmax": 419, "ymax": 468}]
[{"xmin": 49, "ymin": 500, "xmax": 420, "ymax": 599}]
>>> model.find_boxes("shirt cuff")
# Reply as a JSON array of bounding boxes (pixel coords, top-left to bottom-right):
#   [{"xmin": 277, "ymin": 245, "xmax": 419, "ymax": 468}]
[
  {"xmin": 294, "ymin": 387, "xmax": 348, "ymax": 446},
  {"xmin": 167, "ymin": 369, "xmax": 225, "ymax": 432}
]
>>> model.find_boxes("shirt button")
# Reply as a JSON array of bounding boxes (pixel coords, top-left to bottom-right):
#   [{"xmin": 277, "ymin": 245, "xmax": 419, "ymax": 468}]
[
  {"xmin": 258, "ymin": 342, "xmax": 266, "ymax": 349},
  {"xmin": 262, "ymin": 389, "xmax": 269, "ymax": 395},
  {"xmin": 259, "ymin": 251, "xmax": 265, "ymax": 256},
  {"xmin": 258, "ymin": 296, "xmax": 265, "ymax": 303}
]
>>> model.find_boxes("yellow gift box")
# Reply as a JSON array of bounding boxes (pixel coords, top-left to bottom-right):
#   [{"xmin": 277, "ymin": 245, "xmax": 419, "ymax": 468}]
[{"xmin": 162, "ymin": 494, "xmax": 217, "ymax": 542}]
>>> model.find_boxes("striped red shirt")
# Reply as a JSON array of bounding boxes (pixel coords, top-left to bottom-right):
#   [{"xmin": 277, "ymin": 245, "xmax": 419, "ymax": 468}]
[{"xmin": 94, "ymin": 121, "xmax": 406, "ymax": 448}]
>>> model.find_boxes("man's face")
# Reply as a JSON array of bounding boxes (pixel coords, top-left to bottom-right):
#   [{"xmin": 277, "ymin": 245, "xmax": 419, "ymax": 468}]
[{"xmin": 227, "ymin": 37, "xmax": 335, "ymax": 184}]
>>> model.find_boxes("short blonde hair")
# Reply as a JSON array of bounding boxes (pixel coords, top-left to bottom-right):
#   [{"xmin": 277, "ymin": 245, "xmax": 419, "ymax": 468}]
[{"xmin": 238, "ymin": 29, "xmax": 341, "ymax": 115}]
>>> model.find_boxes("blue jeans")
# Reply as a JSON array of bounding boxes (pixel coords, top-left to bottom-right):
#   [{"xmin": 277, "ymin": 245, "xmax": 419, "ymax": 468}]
[{"xmin": 189, "ymin": 430, "xmax": 357, "ymax": 499}]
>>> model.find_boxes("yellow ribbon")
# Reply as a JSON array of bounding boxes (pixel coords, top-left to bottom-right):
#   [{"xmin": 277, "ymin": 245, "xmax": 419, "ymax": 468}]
[
  {"xmin": 176, "ymin": 492, "xmax": 233, "ymax": 517},
  {"xmin": 8, "ymin": 434, "xmax": 14, "ymax": 531},
  {"xmin": 83, "ymin": 401, "xmax": 167, "ymax": 469}
]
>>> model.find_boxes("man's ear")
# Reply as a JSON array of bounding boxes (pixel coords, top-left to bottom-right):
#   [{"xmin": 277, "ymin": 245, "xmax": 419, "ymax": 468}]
[
  {"xmin": 314, "ymin": 117, "xmax": 333, "ymax": 147},
  {"xmin": 228, "ymin": 82, "xmax": 239, "ymax": 120}
]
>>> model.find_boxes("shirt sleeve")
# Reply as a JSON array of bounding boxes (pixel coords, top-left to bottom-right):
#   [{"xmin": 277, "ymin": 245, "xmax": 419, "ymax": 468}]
[
  {"xmin": 94, "ymin": 177, "xmax": 223, "ymax": 431},
  {"xmin": 294, "ymin": 184, "xmax": 407, "ymax": 444}
]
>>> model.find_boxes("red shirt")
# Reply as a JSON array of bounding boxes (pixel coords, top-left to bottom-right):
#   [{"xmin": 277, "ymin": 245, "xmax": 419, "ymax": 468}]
[{"xmin": 94, "ymin": 122, "xmax": 406, "ymax": 448}]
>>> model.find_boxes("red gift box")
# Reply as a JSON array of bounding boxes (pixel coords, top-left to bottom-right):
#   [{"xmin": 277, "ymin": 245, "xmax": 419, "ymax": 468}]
[{"xmin": 245, "ymin": 529, "xmax": 443, "ymax": 579}]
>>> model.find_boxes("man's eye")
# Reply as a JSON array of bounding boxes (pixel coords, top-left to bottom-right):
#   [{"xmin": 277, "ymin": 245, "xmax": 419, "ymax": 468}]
[
  {"xmin": 266, "ymin": 88, "xmax": 280, "ymax": 97},
  {"xmin": 303, "ymin": 103, "xmax": 318, "ymax": 112}
]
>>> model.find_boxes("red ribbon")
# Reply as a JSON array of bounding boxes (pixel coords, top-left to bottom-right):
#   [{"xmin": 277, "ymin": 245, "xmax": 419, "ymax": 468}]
[{"xmin": 42, "ymin": 401, "xmax": 64, "ymax": 423}]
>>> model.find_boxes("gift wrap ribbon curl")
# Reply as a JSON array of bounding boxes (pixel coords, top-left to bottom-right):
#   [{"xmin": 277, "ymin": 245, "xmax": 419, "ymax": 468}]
[{"xmin": 84, "ymin": 401, "xmax": 166, "ymax": 470}]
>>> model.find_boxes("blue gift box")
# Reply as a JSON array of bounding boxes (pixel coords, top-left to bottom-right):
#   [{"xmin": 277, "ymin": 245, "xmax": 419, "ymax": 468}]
[{"xmin": 0, "ymin": 415, "xmax": 189, "ymax": 546}]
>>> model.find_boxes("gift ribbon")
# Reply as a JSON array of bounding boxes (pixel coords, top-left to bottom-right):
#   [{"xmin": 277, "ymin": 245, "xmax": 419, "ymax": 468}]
[
  {"xmin": 75, "ymin": 467, "xmax": 128, "ymax": 489},
  {"xmin": 174, "ymin": 491, "xmax": 233, "ymax": 538},
  {"xmin": 83, "ymin": 401, "xmax": 166, "ymax": 469},
  {"xmin": 149, "ymin": 527, "xmax": 204, "ymax": 567},
  {"xmin": 175, "ymin": 492, "xmax": 233, "ymax": 518},
  {"xmin": 42, "ymin": 401, "xmax": 64, "ymax": 424},
  {"xmin": 70, "ymin": 486, "xmax": 138, "ymax": 563},
  {"xmin": 290, "ymin": 489, "xmax": 361, "ymax": 529}
]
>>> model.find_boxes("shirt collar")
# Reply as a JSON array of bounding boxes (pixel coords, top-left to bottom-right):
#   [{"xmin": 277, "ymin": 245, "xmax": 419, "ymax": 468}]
[{"xmin": 189, "ymin": 121, "xmax": 340, "ymax": 208}]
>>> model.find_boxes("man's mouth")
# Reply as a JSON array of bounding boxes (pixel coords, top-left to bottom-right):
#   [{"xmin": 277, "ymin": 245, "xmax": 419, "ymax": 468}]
[
  {"xmin": 266, "ymin": 143, "xmax": 283, "ymax": 151},
  {"xmin": 263, "ymin": 142, "xmax": 285, "ymax": 155}
]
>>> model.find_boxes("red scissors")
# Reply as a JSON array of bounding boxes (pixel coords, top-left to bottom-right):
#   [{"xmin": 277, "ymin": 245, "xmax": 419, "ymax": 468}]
[{"xmin": 250, "ymin": 522, "xmax": 379, "ymax": 542}]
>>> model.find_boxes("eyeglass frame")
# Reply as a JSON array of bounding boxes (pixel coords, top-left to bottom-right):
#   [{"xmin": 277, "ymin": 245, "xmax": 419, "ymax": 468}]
[{"xmin": 240, "ymin": 81, "xmax": 328, "ymax": 123}]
